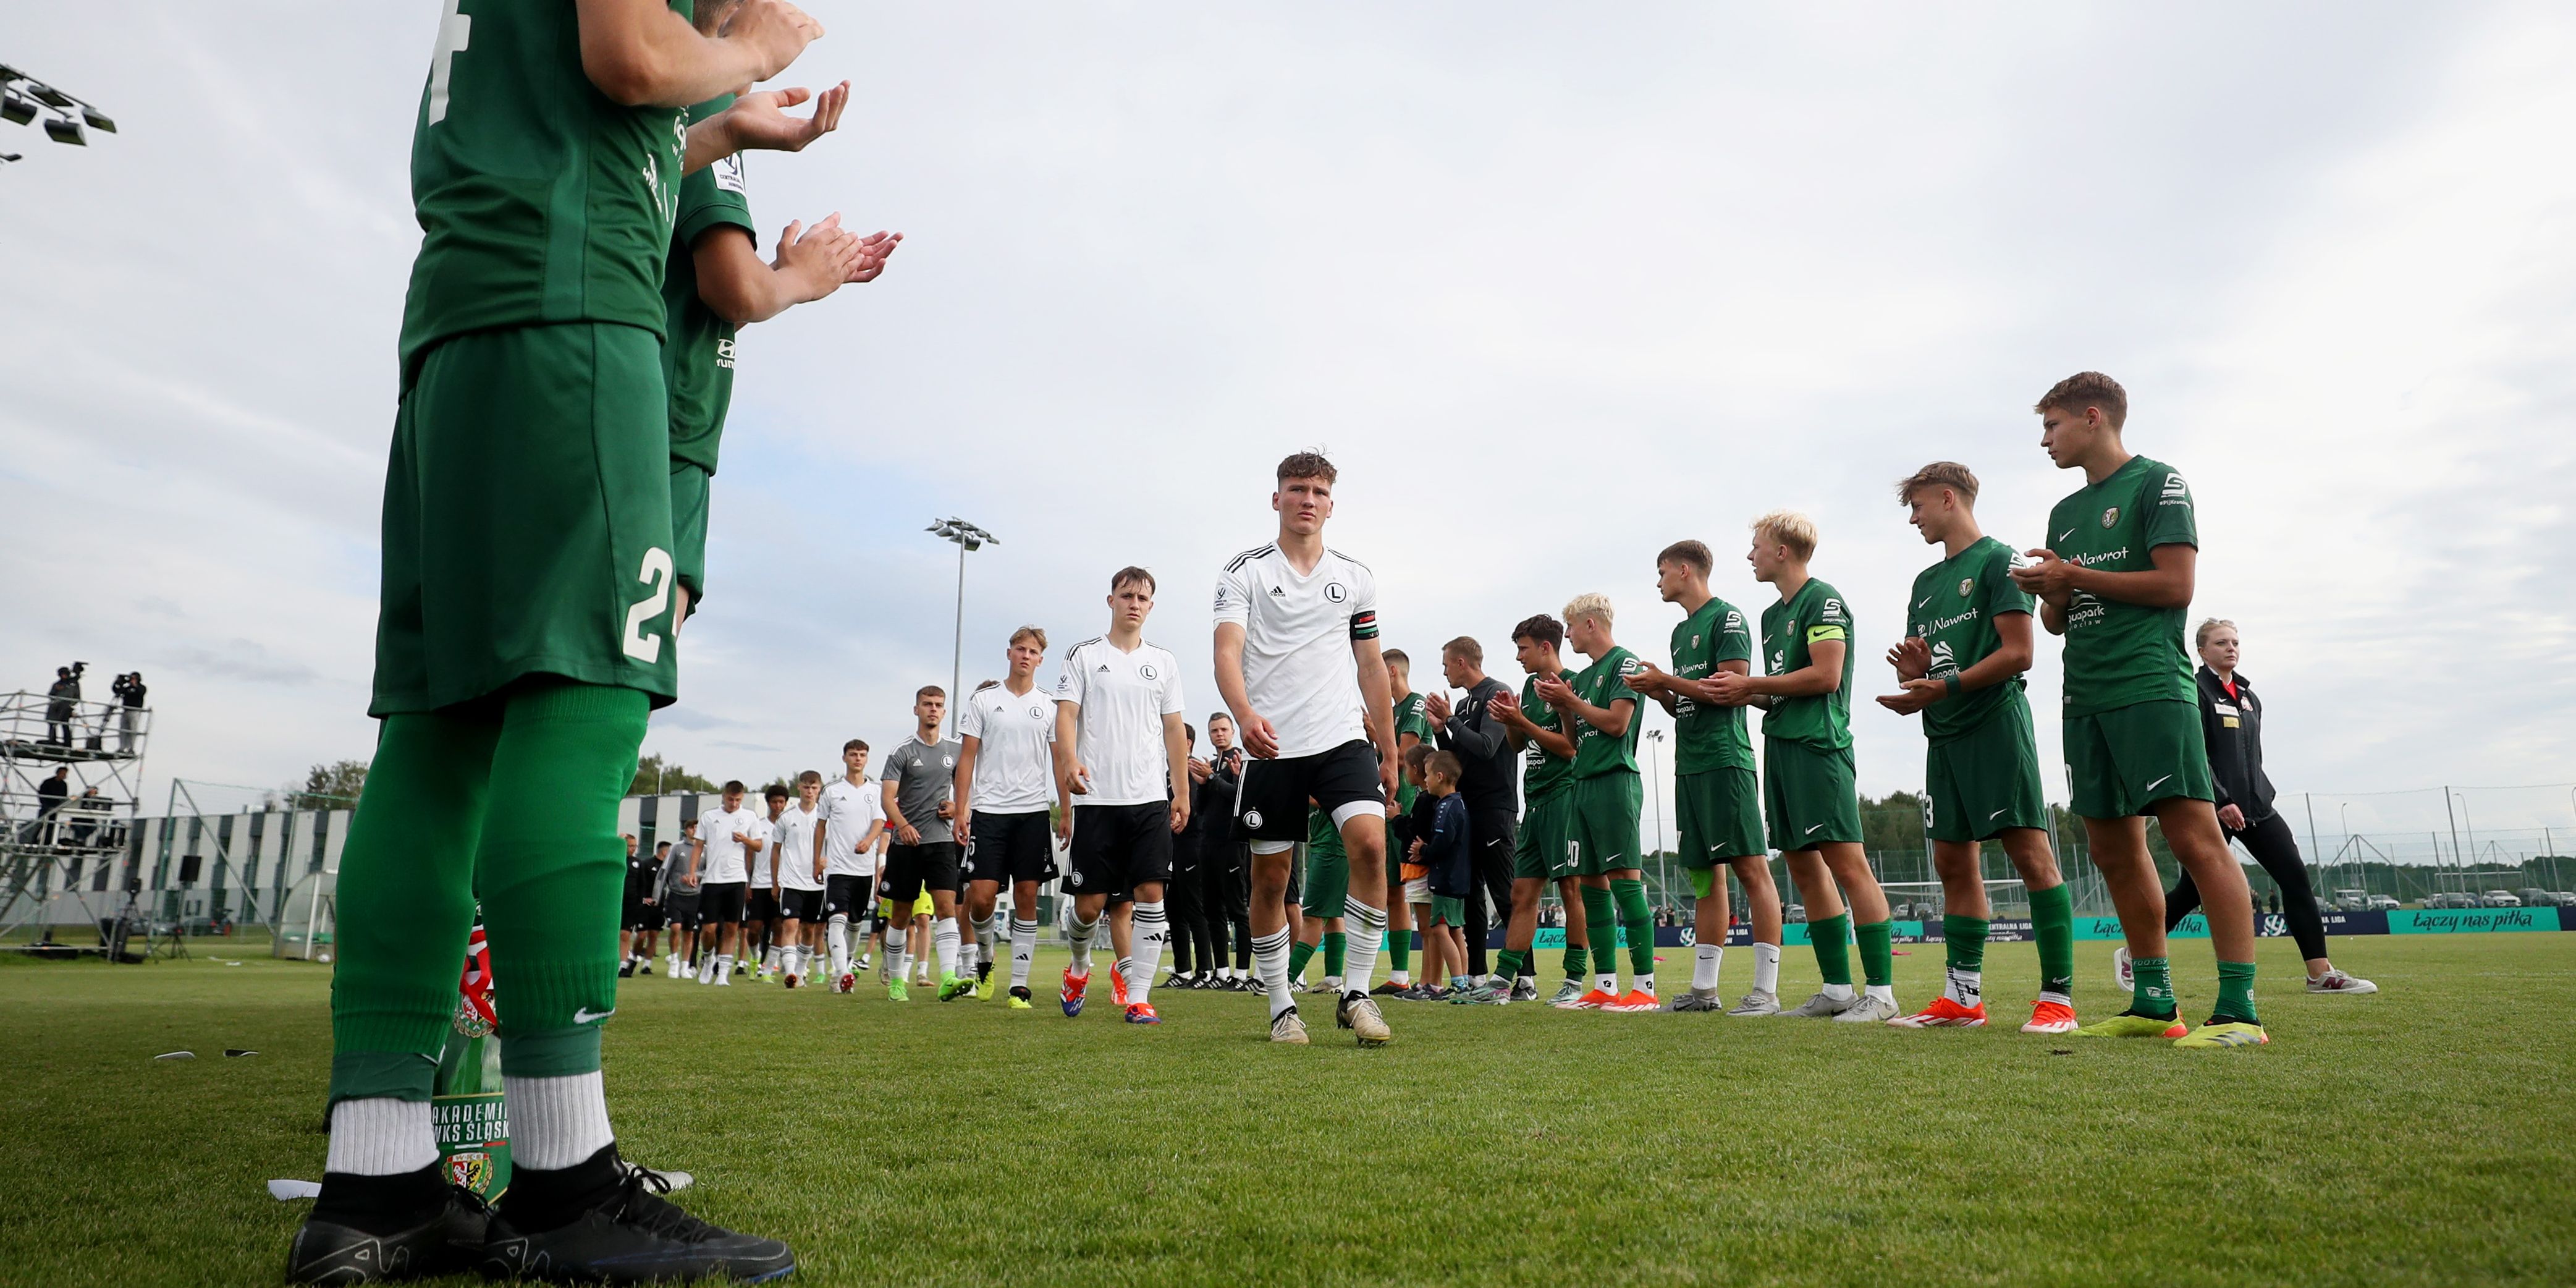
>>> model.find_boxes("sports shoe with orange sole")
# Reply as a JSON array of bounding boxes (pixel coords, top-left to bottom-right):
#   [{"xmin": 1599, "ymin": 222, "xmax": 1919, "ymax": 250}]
[
  {"xmin": 1060, "ymin": 967, "xmax": 1089, "ymax": 1017},
  {"xmin": 1109, "ymin": 967, "xmax": 1130, "ymax": 1007},
  {"xmin": 1124, "ymin": 1002, "xmax": 1160, "ymax": 1025},
  {"xmin": 1560, "ymin": 988, "xmax": 1620, "ymax": 1010},
  {"xmin": 1888, "ymin": 996, "xmax": 1988, "ymax": 1028},
  {"xmin": 2021, "ymin": 999, "xmax": 2078, "ymax": 1034},
  {"xmin": 1602, "ymin": 988, "xmax": 1662, "ymax": 1013}
]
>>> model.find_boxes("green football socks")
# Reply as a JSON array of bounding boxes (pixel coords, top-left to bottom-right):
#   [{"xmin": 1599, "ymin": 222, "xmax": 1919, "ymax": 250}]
[
  {"xmin": 1854, "ymin": 919, "xmax": 1893, "ymax": 989},
  {"xmin": 1561, "ymin": 941, "xmax": 1587, "ymax": 980},
  {"xmin": 1495, "ymin": 948, "xmax": 1527, "ymax": 983},
  {"xmin": 1324, "ymin": 931, "xmax": 1347, "ymax": 980},
  {"xmin": 1581, "ymin": 885, "xmax": 1618, "ymax": 977},
  {"xmin": 2131, "ymin": 954, "xmax": 2177, "ymax": 1017},
  {"xmin": 2213, "ymin": 960, "xmax": 2259, "ymax": 1025},
  {"xmin": 1943, "ymin": 915, "xmax": 1988, "ymax": 973},
  {"xmin": 1611, "ymin": 878, "xmax": 1653, "ymax": 975},
  {"xmin": 1388, "ymin": 928, "xmax": 1410, "ymax": 977},
  {"xmin": 1808, "ymin": 912, "xmax": 1852, "ymax": 987},
  {"xmin": 2030, "ymin": 881, "xmax": 2076, "ymax": 1001},
  {"xmin": 1288, "ymin": 939, "xmax": 1316, "ymax": 982},
  {"xmin": 329, "ymin": 680, "xmax": 649, "ymax": 1105}
]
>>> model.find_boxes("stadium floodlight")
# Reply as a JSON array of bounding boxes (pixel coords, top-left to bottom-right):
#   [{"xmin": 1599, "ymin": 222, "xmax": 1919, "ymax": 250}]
[
  {"xmin": 1, "ymin": 92, "xmax": 32, "ymax": 127},
  {"xmin": 43, "ymin": 116, "xmax": 83, "ymax": 146},
  {"xmin": 80, "ymin": 106, "xmax": 114, "ymax": 133},
  {"xmin": 28, "ymin": 83, "xmax": 70, "ymax": 109},
  {"xmin": 926, "ymin": 517, "xmax": 999, "ymax": 737}
]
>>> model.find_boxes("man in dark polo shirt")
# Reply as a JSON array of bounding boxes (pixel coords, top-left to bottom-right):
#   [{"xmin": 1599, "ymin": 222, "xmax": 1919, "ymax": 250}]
[{"xmin": 1427, "ymin": 636, "xmax": 1519, "ymax": 991}]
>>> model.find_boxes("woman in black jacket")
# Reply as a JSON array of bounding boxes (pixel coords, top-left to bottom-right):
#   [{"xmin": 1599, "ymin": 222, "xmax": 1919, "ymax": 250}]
[{"xmin": 2131, "ymin": 621, "xmax": 2375, "ymax": 994}]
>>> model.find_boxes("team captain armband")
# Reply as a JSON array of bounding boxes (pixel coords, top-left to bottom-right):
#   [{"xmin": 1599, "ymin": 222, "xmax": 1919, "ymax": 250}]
[
  {"xmin": 1349, "ymin": 610, "xmax": 1379, "ymax": 641},
  {"xmin": 1805, "ymin": 624, "xmax": 1846, "ymax": 644}
]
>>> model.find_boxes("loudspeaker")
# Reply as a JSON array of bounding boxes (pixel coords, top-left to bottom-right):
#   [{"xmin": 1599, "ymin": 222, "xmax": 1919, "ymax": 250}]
[{"xmin": 178, "ymin": 853, "xmax": 203, "ymax": 885}]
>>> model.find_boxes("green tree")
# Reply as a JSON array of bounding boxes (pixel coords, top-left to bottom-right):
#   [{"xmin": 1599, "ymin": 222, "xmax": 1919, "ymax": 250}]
[
  {"xmin": 290, "ymin": 759, "xmax": 368, "ymax": 808},
  {"xmin": 631, "ymin": 753, "xmax": 718, "ymax": 797}
]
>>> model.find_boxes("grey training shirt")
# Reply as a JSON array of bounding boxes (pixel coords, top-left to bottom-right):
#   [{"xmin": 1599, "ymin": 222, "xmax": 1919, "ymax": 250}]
[{"xmin": 882, "ymin": 735, "xmax": 963, "ymax": 844}]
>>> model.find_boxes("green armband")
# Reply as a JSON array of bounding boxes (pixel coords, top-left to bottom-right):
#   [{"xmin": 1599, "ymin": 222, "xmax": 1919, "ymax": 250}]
[{"xmin": 1942, "ymin": 674, "xmax": 1962, "ymax": 697}]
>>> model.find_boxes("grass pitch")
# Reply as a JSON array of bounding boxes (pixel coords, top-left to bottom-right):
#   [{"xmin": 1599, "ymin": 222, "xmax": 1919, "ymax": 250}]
[{"xmin": 4, "ymin": 934, "xmax": 2572, "ymax": 1286}]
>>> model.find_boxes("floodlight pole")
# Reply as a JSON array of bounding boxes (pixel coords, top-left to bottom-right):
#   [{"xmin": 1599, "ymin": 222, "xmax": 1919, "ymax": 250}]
[{"xmin": 926, "ymin": 519, "xmax": 997, "ymax": 740}]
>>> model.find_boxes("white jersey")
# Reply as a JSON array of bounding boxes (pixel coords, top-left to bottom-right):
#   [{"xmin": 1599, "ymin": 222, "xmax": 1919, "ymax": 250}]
[
  {"xmin": 692, "ymin": 805, "xmax": 765, "ymax": 884},
  {"xmin": 773, "ymin": 802, "xmax": 824, "ymax": 890},
  {"xmin": 748, "ymin": 811, "xmax": 785, "ymax": 886},
  {"xmin": 818, "ymin": 777, "xmax": 884, "ymax": 876},
  {"xmin": 959, "ymin": 681, "xmax": 1058, "ymax": 814},
  {"xmin": 1054, "ymin": 637, "xmax": 1186, "ymax": 807},
  {"xmin": 1212, "ymin": 544, "xmax": 1379, "ymax": 758}
]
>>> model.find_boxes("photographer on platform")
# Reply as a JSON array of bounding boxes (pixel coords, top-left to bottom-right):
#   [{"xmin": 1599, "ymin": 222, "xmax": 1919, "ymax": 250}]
[
  {"xmin": 112, "ymin": 672, "xmax": 147, "ymax": 752},
  {"xmin": 45, "ymin": 664, "xmax": 83, "ymax": 746}
]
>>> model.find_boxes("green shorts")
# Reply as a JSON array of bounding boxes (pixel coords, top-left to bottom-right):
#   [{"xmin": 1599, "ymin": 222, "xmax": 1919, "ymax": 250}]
[
  {"xmin": 1301, "ymin": 845, "xmax": 1348, "ymax": 919},
  {"xmin": 1676, "ymin": 768, "xmax": 1763, "ymax": 867},
  {"xmin": 1513, "ymin": 792, "xmax": 1576, "ymax": 880},
  {"xmin": 1926, "ymin": 708, "xmax": 2050, "ymax": 842},
  {"xmin": 2064, "ymin": 699, "xmax": 2215, "ymax": 820},
  {"xmin": 670, "ymin": 462, "xmax": 711, "ymax": 611},
  {"xmin": 1568, "ymin": 772, "xmax": 1643, "ymax": 876},
  {"xmin": 1762, "ymin": 739, "xmax": 1861, "ymax": 851},
  {"xmin": 375, "ymin": 322, "xmax": 679, "ymax": 716},
  {"xmin": 1428, "ymin": 894, "xmax": 1466, "ymax": 927}
]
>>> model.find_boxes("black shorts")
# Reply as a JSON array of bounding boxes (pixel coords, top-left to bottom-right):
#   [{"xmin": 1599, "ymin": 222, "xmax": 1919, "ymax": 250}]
[
  {"xmin": 1233, "ymin": 740, "xmax": 1384, "ymax": 847},
  {"xmin": 1066, "ymin": 801, "xmax": 1173, "ymax": 896},
  {"xmin": 881, "ymin": 842, "xmax": 961, "ymax": 905},
  {"xmin": 698, "ymin": 881, "xmax": 747, "ymax": 925},
  {"xmin": 965, "ymin": 810, "xmax": 1057, "ymax": 886},
  {"xmin": 777, "ymin": 886, "xmax": 824, "ymax": 922},
  {"xmin": 824, "ymin": 873, "xmax": 875, "ymax": 920},
  {"xmin": 623, "ymin": 896, "xmax": 665, "ymax": 932},
  {"xmin": 664, "ymin": 890, "xmax": 701, "ymax": 930},
  {"xmin": 746, "ymin": 887, "xmax": 781, "ymax": 925}
]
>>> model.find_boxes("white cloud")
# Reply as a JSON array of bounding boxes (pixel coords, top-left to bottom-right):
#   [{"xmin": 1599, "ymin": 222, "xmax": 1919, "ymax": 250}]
[{"xmin": 2, "ymin": 2, "xmax": 2570, "ymax": 845}]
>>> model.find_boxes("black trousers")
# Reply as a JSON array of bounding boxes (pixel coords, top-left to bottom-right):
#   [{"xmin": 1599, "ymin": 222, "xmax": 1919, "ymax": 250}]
[
  {"xmin": 2165, "ymin": 809, "xmax": 2329, "ymax": 962},
  {"xmin": 1463, "ymin": 808, "xmax": 1518, "ymax": 977},
  {"xmin": 1207, "ymin": 841, "xmax": 1251, "ymax": 969},
  {"xmin": 1168, "ymin": 834, "xmax": 1207, "ymax": 974}
]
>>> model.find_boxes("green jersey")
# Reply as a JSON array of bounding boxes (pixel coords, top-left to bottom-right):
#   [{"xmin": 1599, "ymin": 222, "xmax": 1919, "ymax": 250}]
[
  {"xmin": 399, "ymin": 0, "xmax": 690, "ymax": 380},
  {"xmin": 2046, "ymin": 455, "xmax": 2198, "ymax": 716},
  {"xmin": 1392, "ymin": 690, "xmax": 1435, "ymax": 810},
  {"xmin": 663, "ymin": 95, "xmax": 754, "ymax": 475},
  {"xmin": 1518, "ymin": 671, "xmax": 1578, "ymax": 802},
  {"xmin": 1760, "ymin": 578, "xmax": 1855, "ymax": 751},
  {"xmin": 1909, "ymin": 536, "xmax": 2036, "ymax": 742},
  {"xmin": 1307, "ymin": 803, "xmax": 1345, "ymax": 858},
  {"xmin": 1569, "ymin": 645, "xmax": 1646, "ymax": 779},
  {"xmin": 1669, "ymin": 597, "xmax": 1755, "ymax": 774}
]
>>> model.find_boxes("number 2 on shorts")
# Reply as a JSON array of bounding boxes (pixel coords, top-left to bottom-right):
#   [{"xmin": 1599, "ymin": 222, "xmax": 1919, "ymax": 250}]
[{"xmin": 623, "ymin": 548, "xmax": 675, "ymax": 663}]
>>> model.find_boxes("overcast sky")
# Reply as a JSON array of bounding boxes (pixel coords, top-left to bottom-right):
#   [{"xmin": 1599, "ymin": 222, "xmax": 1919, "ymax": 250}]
[{"xmin": 6, "ymin": 3, "xmax": 2573, "ymax": 850}]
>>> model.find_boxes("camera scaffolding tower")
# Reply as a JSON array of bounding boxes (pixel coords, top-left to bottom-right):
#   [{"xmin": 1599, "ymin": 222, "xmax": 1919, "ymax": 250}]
[{"xmin": 0, "ymin": 688, "xmax": 151, "ymax": 950}]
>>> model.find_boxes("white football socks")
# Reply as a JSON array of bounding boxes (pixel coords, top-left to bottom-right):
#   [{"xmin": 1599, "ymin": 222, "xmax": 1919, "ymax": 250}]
[
  {"xmin": 1694, "ymin": 944, "xmax": 1723, "ymax": 991},
  {"xmin": 1341, "ymin": 899, "xmax": 1385, "ymax": 996},
  {"xmin": 826, "ymin": 919, "xmax": 850, "ymax": 977},
  {"xmin": 1066, "ymin": 912, "xmax": 1097, "ymax": 974},
  {"xmin": 932, "ymin": 920, "xmax": 960, "ymax": 980},
  {"xmin": 507, "ymin": 1070, "xmax": 614, "ymax": 1171},
  {"xmin": 1253, "ymin": 927, "xmax": 1294, "ymax": 1018},
  {"xmin": 1130, "ymin": 900, "xmax": 1168, "ymax": 1006},
  {"xmin": 1946, "ymin": 966, "xmax": 1983, "ymax": 1007},
  {"xmin": 1752, "ymin": 941, "xmax": 1781, "ymax": 995},
  {"xmin": 1865, "ymin": 982, "xmax": 1896, "ymax": 1005},
  {"xmin": 1822, "ymin": 981, "xmax": 1856, "ymax": 1001},
  {"xmin": 1010, "ymin": 917, "xmax": 1037, "ymax": 989},
  {"xmin": 326, "ymin": 1098, "xmax": 436, "ymax": 1175}
]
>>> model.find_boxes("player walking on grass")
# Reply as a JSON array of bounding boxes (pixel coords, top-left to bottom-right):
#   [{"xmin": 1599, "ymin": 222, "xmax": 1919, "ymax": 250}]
[
  {"xmin": 747, "ymin": 785, "xmax": 788, "ymax": 978},
  {"xmin": 772, "ymin": 772, "xmax": 827, "ymax": 988},
  {"xmin": 2011, "ymin": 373, "xmax": 2268, "ymax": 1049},
  {"xmin": 818, "ymin": 740, "xmax": 884, "ymax": 992},
  {"xmin": 1456, "ymin": 617, "xmax": 1592, "ymax": 1006},
  {"xmin": 1623, "ymin": 541, "xmax": 1786, "ymax": 1015},
  {"xmin": 1877, "ymin": 464, "xmax": 2080, "ymax": 1034},
  {"xmin": 290, "ymin": 5, "xmax": 838, "ymax": 1278},
  {"xmin": 1214, "ymin": 452, "xmax": 1400, "ymax": 1047},
  {"xmin": 1539, "ymin": 594, "xmax": 1660, "ymax": 1012},
  {"xmin": 956, "ymin": 629, "xmax": 1062, "ymax": 1011},
  {"xmin": 689, "ymin": 782, "xmax": 769, "ymax": 986},
  {"xmin": 1055, "ymin": 569, "xmax": 1193, "ymax": 1025},
  {"xmin": 1375, "ymin": 650, "xmax": 1435, "ymax": 993},
  {"xmin": 881, "ymin": 688, "xmax": 964, "ymax": 1002},
  {"xmin": 1707, "ymin": 512, "xmax": 1900, "ymax": 1023}
]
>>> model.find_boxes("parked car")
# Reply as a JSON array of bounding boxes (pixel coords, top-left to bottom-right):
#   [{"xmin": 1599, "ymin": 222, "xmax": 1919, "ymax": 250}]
[
  {"xmin": 2334, "ymin": 891, "xmax": 2373, "ymax": 912},
  {"xmin": 2425, "ymin": 892, "xmax": 2477, "ymax": 909},
  {"xmin": 1781, "ymin": 903, "xmax": 1807, "ymax": 924},
  {"xmin": 2481, "ymin": 890, "xmax": 2521, "ymax": 908},
  {"xmin": 2517, "ymin": 888, "xmax": 2558, "ymax": 909},
  {"xmin": 2313, "ymin": 896, "xmax": 2337, "ymax": 915},
  {"xmin": 2367, "ymin": 894, "xmax": 2401, "ymax": 911}
]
